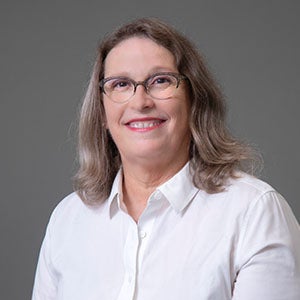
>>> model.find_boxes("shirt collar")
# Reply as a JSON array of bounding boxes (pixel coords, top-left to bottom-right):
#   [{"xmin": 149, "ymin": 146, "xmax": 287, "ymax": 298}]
[
  {"xmin": 107, "ymin": 162, "xmax": 199, "ymax": 217},
  {"xmin": 157, "ymin": 162, "xmax": 199, "ymax": 213},
  {"xmin": 107, "ymin": 169, "xmax": 123, "ymax": 218}
]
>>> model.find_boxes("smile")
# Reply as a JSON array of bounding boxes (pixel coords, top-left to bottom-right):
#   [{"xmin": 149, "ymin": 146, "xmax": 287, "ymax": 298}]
[
  {"xmin": 125, "ymin": 119, "xmax": 166, "ymax": 131},
  {"xmin": 129, "ymin": 120, "xmax": 162, "ymax": 128}
]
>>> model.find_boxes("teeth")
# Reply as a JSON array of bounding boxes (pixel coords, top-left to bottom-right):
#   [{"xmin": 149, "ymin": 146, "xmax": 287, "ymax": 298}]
[{"xmin": 129, "ymin": 120, "xmax": 162, "ymax": 128}]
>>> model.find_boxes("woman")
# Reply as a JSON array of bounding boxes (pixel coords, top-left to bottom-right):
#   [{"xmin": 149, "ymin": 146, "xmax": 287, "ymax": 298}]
[{"xmin": 32, "ymin": 18, "xmax": 300, "ymax": 299}]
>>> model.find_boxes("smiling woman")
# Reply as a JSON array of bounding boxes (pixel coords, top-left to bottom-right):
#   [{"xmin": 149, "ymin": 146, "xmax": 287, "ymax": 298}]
[
  {"xmin": 32, "ymin": 18, "xmax": 300, "ymax": 300},
  {"xmin": 74, "ymin": 18, "xmax": 255, "ymax": 206}
]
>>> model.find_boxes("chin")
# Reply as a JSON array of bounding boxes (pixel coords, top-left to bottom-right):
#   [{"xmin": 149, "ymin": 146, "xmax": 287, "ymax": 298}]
[{"xmin": 122, "ymin": 144, "xmax": 168, "ymax": 161}]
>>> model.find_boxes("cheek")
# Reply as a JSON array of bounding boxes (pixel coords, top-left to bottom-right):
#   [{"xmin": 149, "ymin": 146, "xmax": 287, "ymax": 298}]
[{"xmin": 171, "ymin": 98, "xmax": 191, "ymax": 126}]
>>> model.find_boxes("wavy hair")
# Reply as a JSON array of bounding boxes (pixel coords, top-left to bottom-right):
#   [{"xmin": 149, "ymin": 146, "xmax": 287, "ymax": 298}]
[{"xmin": 74, "ymin": 17, "xmax": 257, "ymax": 204}]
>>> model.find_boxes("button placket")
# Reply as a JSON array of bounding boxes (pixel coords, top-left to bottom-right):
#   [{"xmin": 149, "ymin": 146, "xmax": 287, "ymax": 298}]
[
  {"xmin": 117, "ymin": 190, "xmax": 166, "ymax": 300},
  {"xmin": 136, "ymin": 191, "xmax": 165, "ymax": 271},
  {"xmin": 117, "ymin": 218, "xmax": 139, "ymax": 300}
]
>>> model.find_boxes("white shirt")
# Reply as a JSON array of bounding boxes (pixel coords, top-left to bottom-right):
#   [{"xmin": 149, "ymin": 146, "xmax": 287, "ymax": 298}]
[{"xmin": 32, "ymin": 164, "xmax": 300, "ymax": 300}]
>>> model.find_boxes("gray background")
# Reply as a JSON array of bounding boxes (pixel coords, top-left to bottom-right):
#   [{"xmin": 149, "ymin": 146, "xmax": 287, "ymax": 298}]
[{"xmin": 1, "ymin": 1, "xmax": 299, "ymax": 298}]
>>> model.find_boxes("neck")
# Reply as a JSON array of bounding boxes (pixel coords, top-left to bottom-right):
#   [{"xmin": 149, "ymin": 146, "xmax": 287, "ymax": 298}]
[{"xmin": 121, "ymin": 157, "xmax": 188, "ymax": 222}]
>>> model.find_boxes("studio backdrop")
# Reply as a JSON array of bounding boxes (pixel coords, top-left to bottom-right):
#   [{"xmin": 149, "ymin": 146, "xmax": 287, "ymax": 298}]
[{"xmin": 1, "ymin": 1, "xmax": 299, "ymax": 299}]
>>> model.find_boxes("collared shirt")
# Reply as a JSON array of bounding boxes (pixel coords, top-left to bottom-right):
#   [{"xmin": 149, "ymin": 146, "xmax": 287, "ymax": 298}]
[{"xmin": 32, "ymin": 164, "xmax": 300, "ymax": 300}]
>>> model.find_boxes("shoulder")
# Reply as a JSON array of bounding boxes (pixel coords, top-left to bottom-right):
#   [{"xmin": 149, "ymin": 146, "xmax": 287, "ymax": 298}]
[
  {"xmin": 47, "ymin": 192, "xmax": 110, "ymax": 232},
  {"xmin": 223, "ymin": 172, "xmax": 280, "ymax": 208},
  {"xmin": 46, "ymin": 192, "xmax": 87, "ymax": 232},
  {"xmin": 223, "ymin": 173, "xmax": 299, "ymax": 238},
  {"xmin": 227, "ymin": 172, "xmax": 275, "ymax": 196},
  {"xmin": 51, "ymin": 192, "xmax": 83, "ymax": 217},
  {"xmin": 201, "ymin": 173, "xmax": 294, "ymax": 225}
]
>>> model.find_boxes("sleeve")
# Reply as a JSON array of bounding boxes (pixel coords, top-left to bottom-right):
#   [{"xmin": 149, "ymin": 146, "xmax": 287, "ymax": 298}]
[
  {"xmin": 232, "ymin": 191, "xmax": 300, "ymax": 300},
  {"xmin": 31, "ymin": 214, "xmax": 58, "ymax": 300}
]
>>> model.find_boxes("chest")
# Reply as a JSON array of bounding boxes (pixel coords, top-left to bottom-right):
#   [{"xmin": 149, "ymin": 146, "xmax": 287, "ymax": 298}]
[{"xmin": 52, "ymin": 207, "xmax": 238, "ymax": 300}]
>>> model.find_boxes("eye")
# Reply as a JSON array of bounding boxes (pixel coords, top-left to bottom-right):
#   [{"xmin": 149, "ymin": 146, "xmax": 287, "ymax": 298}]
[
  {"xmin": 148, "ymin": 74, "xmax": 176, "ymax": 88},
  {"xmin": 154, "ymin": 76, "xmax": 170, "ymax": 84},
  {"xmin": 105, "ymin": 78, "xmax": 132, "ymax": 91}
]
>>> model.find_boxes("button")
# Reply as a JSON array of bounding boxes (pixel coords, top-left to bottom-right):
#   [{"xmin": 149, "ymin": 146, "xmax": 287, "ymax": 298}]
[{"xmin": 139, "ymin": 231, "xmax": 147, "ymax": 239}]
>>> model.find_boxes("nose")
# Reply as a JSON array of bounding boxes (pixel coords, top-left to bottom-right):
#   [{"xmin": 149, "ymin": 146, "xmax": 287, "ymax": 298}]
[{"xmin": 128, "ymin": 84, "xmax": 154, "ymax": 110}]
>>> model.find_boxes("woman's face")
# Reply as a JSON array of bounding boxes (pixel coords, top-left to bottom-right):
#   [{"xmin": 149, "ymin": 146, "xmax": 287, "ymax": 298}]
[{"xmin": 103, "ymin": 37, "xmax": 191, "ymax": 167}]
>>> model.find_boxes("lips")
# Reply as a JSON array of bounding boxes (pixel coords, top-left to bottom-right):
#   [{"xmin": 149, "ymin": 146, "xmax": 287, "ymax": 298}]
[{"xmin": 125, "ymin": 118, "xmax": 166, "ymax": 131}]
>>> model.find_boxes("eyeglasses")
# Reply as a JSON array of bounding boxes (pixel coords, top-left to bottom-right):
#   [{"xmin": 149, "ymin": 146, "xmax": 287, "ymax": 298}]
[{"xmin": 99, "ymin": 72, "xmax": 187, "ymax": 103}]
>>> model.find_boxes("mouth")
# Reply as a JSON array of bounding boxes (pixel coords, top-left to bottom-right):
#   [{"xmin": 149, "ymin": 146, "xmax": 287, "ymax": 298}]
[{"xmin": 125, "ymin": 118, "xmax": 166, "ymax": 131}]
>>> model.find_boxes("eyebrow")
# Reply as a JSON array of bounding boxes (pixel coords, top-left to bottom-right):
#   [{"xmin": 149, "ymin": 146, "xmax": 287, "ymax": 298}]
[{"xmin": 104, "ymin": 67, "xmax": 178, "ymax": 79}]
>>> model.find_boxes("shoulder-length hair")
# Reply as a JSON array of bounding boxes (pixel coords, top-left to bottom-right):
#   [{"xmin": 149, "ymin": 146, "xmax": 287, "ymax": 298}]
[{"xmin": 74, "ymin": 17, "xmax": 256, "ymax": 205}]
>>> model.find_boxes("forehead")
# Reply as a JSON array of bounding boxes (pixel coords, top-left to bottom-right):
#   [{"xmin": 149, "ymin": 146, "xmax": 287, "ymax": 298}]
[{"xmin": 104, "ymin": 37, "xmax": 177, "ymax": 77}]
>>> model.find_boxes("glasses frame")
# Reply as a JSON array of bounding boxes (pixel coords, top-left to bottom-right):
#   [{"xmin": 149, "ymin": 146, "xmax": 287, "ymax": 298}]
[{"xmin": 99, "ymin": 72, "xmax": 187, "ymax": 103}]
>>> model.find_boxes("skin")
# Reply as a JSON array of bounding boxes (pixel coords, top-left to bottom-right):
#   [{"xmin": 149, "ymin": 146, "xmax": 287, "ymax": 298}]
[{"xmin": 103, "ymin": 37, "xmax": 191, "ymax": 221}]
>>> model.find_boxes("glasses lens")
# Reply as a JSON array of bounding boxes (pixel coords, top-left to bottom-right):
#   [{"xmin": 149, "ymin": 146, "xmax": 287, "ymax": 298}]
[
  {"xmin": 103, "ymin": 78, "xmax": 134, "ymax": 103},
  {"xmin": 101, "ymin": 73, "xmax": 184, "ymax": 102},
  {"xmin": 147, "ymin": 74, "xmax": 178, "ymax": 99}
]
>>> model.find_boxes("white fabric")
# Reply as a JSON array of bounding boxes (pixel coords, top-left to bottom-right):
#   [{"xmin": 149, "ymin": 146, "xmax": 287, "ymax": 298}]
[{"xmin": 32, "ymin": 164, "xmax": 300, "ymax": 300}]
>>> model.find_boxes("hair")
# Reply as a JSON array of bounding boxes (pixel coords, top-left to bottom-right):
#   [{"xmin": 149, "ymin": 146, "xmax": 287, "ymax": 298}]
[{"xmin": 74, "ymin": 17, "xmax": 258, "ymax": 205}]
